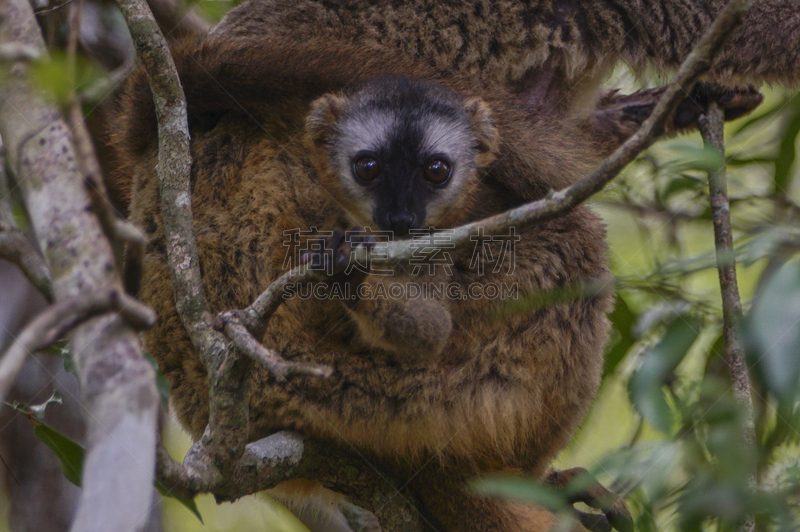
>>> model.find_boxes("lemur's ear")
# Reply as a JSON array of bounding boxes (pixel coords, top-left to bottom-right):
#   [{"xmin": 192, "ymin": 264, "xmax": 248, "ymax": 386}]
[
  {"xmin": 305, "ymin": 93, "xmax": 349, "ymax": 147},
  {"xmin": 465, "ymin": 98, "xmax": 499, "ymax": 167}
]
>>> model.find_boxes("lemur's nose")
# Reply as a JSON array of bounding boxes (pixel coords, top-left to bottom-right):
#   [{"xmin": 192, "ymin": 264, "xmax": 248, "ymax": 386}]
[{"xmin": 389, "ymin": 212, "xmax": 415, "ymax": 236}]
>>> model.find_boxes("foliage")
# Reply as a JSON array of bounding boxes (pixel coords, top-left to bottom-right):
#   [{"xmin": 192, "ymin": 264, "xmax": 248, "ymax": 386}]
[
  {"xmin": 7, "ymin": 383, "xmax": 204, "ymax": 523},
  {"xmin": 478, "ymin": 90, "xmax": 800, "ymax": 531}
]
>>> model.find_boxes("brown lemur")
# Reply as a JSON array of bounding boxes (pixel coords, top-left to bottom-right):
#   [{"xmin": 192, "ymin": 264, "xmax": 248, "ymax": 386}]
[
  {"xmin": 113, "ymin": 36, "xmax": 618, "ymax": 532},
  {"xmin": 110, "ymin": 2, "xmax": 800, "ymax": 531},
  {"xmin": 110, "ymin": 36, "xmax": 768, "ymax": 532}
]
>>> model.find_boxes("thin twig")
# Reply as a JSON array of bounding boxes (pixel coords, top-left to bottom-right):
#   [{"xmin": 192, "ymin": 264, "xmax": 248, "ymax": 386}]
[
  {"xmin": 697, "ymin": 104, "xmax": 754, "ymax": 419},
  {"xmin": 0, "ymin": 288, "xmax": 155, "ymax": 403},
  {"xmin": 217, "ymin": 311, "xmax": 333, "ymax": 381},
  {"xmin": 65, "ymin": 2, "xmax": 147, "ymax": 260},
  {"xmin": 33, "ymin": 0, "xmax": 77, "ymax": 16},
  {"xmin": 697, "ymin": 102, "xmax": 756, "ymax": 532}
]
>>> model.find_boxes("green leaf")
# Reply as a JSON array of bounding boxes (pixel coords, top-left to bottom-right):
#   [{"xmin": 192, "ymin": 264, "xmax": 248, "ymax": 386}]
[
  {"xmin": 30, "ymin": 52, "xmax": 104, "ymax": 108},
  {"xmin": 728, "ymin": 103, "xmax": 784, "ymax": 137},
  {"xmin": 194, "ymin": 0, "xmax": 236, "ymax": 22},
  {"xmin": 725, "ymin": 156, "xmax": 779, "ymax": 168},
  {"xmin": 743, "ymin": 260, "xmax": 800, "ymax": 403},
  {"xmin": 155, "ymin": 478, "xmax": 204, "ymax": 523},
  {"xmin": 60, "ymin": 345, "xmax": 76, "ymax": 376},
  {"xmin": 471, "ymin": 476, "xmax": 566, "ymax": 510},
  {"xmin": 773, "ymin": 97, "xmax": 800, "ymax": 194},
  {"xmin": 659, "ymin": 174, "xmax": 704, "ymax": 202},
  {"xmin": 604, "ymin": 295, "xmax": 637, "ymax": 379},
  {"xmin": 32, "ymin": 422, "xmax": 84, "ymax": 486},
  {"xmin": 662, "ymin": 142, "xmax": 724, "ymax": 173},
  {"xmin": 628, "ymin": 317, "xmax": 702, "ymax": 433},
  {"xmin": 15, "ymin": 406, "xmax": 202, "ymax": 522}
]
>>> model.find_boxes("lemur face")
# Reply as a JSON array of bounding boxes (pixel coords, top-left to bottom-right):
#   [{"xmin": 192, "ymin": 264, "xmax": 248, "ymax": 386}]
[{"xmin": 306, "ymin": 76, "xmax": 498, "ymax": 237}]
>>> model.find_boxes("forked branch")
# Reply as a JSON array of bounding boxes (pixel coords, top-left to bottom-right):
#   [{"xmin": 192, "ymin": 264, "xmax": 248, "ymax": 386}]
[{"xmin": 0, "ymin": 289, "xmax": 155, "ymax": 402}]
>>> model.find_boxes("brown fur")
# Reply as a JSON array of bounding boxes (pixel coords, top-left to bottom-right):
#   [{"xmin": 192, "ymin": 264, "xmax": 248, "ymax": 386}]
[
  {"xmin": 212, "ymin": 0, "xmax": 800, "ymax": 94},
  {"xmin": 107, "ymin": 2, "xmax": 800, "ymax": 529},
  {"xmin": 112, "ymin": 36, "xmax": 611, "ymax": 531}
]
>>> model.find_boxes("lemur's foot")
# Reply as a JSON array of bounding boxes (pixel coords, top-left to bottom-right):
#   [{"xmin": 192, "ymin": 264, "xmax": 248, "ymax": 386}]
[
  {"xmin": 594, "ymin": 82, "xmax": 763, "ymax": 142},
  {"xmin": 674, "ymin": 82, "xmax": 763, "ymax": 128}
]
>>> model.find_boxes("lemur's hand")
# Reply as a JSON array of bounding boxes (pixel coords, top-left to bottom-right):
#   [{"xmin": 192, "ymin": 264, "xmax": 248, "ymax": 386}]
[{"xmin": 302, "ymin": 228, "xmax": 376, "ymax": 306}]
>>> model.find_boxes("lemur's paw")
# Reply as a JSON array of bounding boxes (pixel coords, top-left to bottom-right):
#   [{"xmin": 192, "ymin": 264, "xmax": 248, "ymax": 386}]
[
  {"xmin": 594, "ymin": 82, "xmax": 763, "ymax": 141},
  {"xmin": 674, "ymin": 82, "xmax": 763, "ymax": 129},
  {"xmin": 302, "ymin": 228, "xmax": 376, "ymax": 275}
]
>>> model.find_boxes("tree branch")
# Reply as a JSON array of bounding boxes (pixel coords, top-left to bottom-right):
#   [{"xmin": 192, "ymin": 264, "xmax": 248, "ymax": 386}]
[
  {"xmin": 697, "ymin": 102, "xmax": 756, "ymax": 532},
  {"xmin": 0, "ymin": 288, "xmax": 155, "ymax": 402},
  {"xmin": 115, "ymin": 0, "xmax": 249, "ymax": 480},
  {"xmin": 0, "ymin": 0, "xmax": 161, "ymax": 530},
  {"xmin": 0, "ymin": 149, "xmax": 54, "ymax": 302},
  {"xmin": 158, "ymin": 431, "xmax": 426, "ymax": 530},
  {"xmin": 65, "ymin": 1, "xmax": 147, "ymax": 263},
  {"xmin": 216, "ymin": 311, "xmax": 332, "ymax": 381},
  {"xmin": 697, "ymin": 104, "xmax": 755, "ymax": 431}
]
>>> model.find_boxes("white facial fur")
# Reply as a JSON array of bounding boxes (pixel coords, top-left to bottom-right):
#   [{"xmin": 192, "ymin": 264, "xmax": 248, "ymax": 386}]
[{"xmin": 327, "ymin": 104, "xmax": 479, "ymax": 228}]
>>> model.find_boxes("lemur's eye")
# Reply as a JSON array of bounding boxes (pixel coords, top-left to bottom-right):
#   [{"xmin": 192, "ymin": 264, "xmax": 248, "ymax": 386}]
[
  {"xmin": 353, "ymin": 157, "xmax": 381, "ymax": 182},
  {"xmin": 423, "ymin": 159, "xmax": 451, "ymax": 185}
]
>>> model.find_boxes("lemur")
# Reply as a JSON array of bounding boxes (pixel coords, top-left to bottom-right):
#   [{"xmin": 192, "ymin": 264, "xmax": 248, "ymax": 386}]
[
  {"xmin": 111, "ymin": 1, "xmax": 800, "ymax": 529},
  {"xmin": 109, "ymin": 31, "xmax": 772, "ymax": 530}
]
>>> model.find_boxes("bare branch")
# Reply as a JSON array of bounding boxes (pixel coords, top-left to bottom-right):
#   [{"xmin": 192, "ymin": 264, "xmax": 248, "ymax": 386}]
[
  {"xmin": 65, "ymin": 2, "xmax": 147, "ymax": 264},
  {"xmin": 0, "ymin": 288, "xmax": 155, "ymax": 402},
  {"xmin": 156, "ymin": 442, "xmax": 205, "ymax": 500},
  {"xmin": 157, "ymin": 430, "xmax": 425, "ymax": 530},
  {"xmin": 697, "ymin": 102, "xmax": 756, "ymax": 532},
  {"xmin": 0, "ymin": 224, "xmax": 51, "ymax": 297},
  {"xmin": 0, "ymin": 147, "xmax": 53, "ymax": 301},
  {"xmin": 697, "ymin": 104, "xmax": 755, "ymax": 427},
  {"xmin": 217, "ymin": 311, "xmax": 332, "ymax": 381},
  {"xmin": 0, "ymin": 213, "xmax": 54, "ymax": 302},
  {"xmin": 155, "ymin": 433, "xmax": 305, "ymax": 500},
  {"xmin": 33, "ymin": 0, "xmax": 77, "ymax": 16}
]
